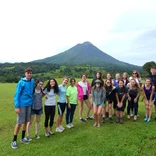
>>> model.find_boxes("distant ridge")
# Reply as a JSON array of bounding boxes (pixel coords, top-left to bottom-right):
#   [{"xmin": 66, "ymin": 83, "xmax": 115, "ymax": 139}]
[{"xmin": 33, "ymin": 41, "xmax": 141, "ymax": 71}]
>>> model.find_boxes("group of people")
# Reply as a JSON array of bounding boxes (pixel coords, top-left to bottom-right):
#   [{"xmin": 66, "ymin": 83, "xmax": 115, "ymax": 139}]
[{"xmin": 11, "ymin": 66, "xmax": 156, "ymax": 149}]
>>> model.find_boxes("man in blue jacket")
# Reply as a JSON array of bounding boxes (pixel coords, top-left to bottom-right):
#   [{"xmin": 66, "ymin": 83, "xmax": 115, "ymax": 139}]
[{"xmin": 11, "ymin": 67, "xmax": 34, "ymax": 149}]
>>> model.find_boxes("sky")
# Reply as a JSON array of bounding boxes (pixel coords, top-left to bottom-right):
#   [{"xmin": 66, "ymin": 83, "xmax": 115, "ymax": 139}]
[{"xmin": 0, "ymin": 0, "xmax": 156, "ymax": 66}]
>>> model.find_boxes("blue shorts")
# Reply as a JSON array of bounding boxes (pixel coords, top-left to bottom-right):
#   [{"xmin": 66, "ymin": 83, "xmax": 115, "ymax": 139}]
[{"xmin": 31, "ymin": 109, "xmax": 43, "ymax": 115}]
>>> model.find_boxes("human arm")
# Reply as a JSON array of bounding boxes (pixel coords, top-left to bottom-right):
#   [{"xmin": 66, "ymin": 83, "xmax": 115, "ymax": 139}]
[
  {"xmin": 66, "ymin": 96, "xmax": 71, "ymax": 108},
  {"xmin": 150, "ymin": 86, "xmax": 155, "ymax": 103}
]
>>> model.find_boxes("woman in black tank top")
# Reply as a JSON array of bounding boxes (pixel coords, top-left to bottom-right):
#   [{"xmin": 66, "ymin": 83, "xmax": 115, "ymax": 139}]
[{"xmin": 127, "ymin": 79, "xmax": 139, "ymax": 121}]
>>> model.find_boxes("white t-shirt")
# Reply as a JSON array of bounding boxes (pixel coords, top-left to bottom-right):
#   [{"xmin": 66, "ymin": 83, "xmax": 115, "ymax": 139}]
[
  {"xmin": 43, "ymin": 88, "xmax": 56, "ymax": 106},
  {"xmin": 129, "ymin": 77, "xmax": 142, "ymax": 84},
  {"xmin": 78, "ymin": 81, "xmax": 88, "ymax": 95}
]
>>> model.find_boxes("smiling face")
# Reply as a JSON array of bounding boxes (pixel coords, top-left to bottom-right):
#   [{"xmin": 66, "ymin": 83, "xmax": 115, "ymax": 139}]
[
  {"xmin": 130, "ymin": 79, "xmax": 136, "ymax": 87},
  {"xmin": 71, "ymin": 79, "xmax": 76, "ymax": 86},
  {"xmin": 151, "ymin": 67, "xmax": 156, "ymax": 75},
  {"xmin": 119, "ymin": 80, "xmax": 124, "ymax": 88},
  {"xmin": 106, "ymin": 80, "xmax": 111, "ymax": 86},
  {"xmin": 122, "ymin": 73, "xmax": 127, "ymax": 79},
  {"xmin": 145, "ymin": 79, "xmax": 151, "ymax": 86},
  {"xmin": 62, "ymin": 78, "xmax": 68, "ymax": 86},
  {"xmin": 96, "ymin": 73, "xmax": 101, "ymax": 79},
  {"xmin": 25, "ymin": 71, "xmax": 32, "ymax": 80},
  {"xmin": 81, "ymin": 75, "xmax": 87, "ymax": 82},
  {"xmin": 50, "ymin": 79, "xmax": 55, "ymax": 87},
  {"xmin": 115, "ymin": 73, "xmax": 120, "ymax": 80},
  {"xmin": 107, "ymin": 73, "xmax": 111, "ymax": 80}
]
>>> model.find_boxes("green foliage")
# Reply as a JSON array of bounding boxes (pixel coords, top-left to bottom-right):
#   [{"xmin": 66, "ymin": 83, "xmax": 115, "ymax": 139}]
[
  {"xmin": 143, "ymin": 61, "xmax": 156, "ymax": 74},
  {"xmin": 0, "ymin": 82, "xmax": 156, "ymax": 156}
]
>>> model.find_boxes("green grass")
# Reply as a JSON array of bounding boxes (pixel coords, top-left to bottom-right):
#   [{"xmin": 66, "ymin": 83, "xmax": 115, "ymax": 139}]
[{"xmin": 0, "ymin": 80, "xmax": 156, "ymax": 156}]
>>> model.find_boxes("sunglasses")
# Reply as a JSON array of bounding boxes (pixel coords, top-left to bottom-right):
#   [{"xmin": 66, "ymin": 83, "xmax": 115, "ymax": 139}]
[{"xmin": 133, "ymin": 73, "xmax": 137, "ymax": 74}]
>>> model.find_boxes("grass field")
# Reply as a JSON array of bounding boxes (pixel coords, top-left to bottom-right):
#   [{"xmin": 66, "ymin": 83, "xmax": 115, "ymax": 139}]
[{"xmin": 0, "ymin": 79, "xmax": 156, "ymax": 156}]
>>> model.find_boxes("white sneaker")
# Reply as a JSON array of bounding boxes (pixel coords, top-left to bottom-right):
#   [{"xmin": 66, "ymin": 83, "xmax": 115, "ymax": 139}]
[
  {"xmin": 56, "ymin": 127, "xmax": 63, "ymax": 133},
  {"xmin": 59, "ymin": 125, "xmax": 65, "ymax": 131},
  {"xmin": 66, "ymin": 124, "xmax": 72, "ymax": 129},
  {"xmin": 45, "ymin": 131, "xmax": 50, "ymax": 137},
  {"xmin": 69, "ymin": 123, "xmax": 74, "ymax": 128},
  {"xmin": 131, "ymin": 113, "xmax": 134, "ymax": 117},
  {"xmin": 49, "ymin": 130, "xmax": 54, "ymax": 135}
]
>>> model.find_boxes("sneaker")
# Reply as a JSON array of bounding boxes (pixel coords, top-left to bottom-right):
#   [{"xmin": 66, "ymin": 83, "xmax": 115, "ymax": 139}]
[
  {"xmin": 45, "ymin": 131, "xmax": 50, "ymax": 137},
  {"xmin": 97, "ymin": 124, "xmax": 101, "ymax": 128},
  {"xmin": 116, "ymin": 117, "xmax": 120, "ymax": 123},
  {"xmin": 59, "ymin": 125, "xmax": 65, "ymax": 131},
  {"xmin": 56, "ymin": 127, "xmax": 63, "ymax": 133},
  {"xmin": 86, "ymin": 117, "xmax": 93, "ymax": 120},
  {"xmin": 49, "ymin": 130, "xmax": 54, "ymax": 135},
  {"xmin": 80, "ymin": 118, "xmax": 86, "ymax": 122},
  {"xmin": 144, "ymin": 117, "xmax": 148, "ymax": 122},
  {"xmin": 102, "ymin": 117, "xmax": 105, "ymax": 123},
  {"xmin": 35, "ymin": 134, "xmax": 40, "ymax": 139},
  {"xmin": 90, "ymin": 115, "xmax": 94, "ymax": 119},
  {"xmin": 120, "ymin": 118, "xmax": 124, "ymax": 124},
  {"xmin": 27, "ymin": 136, "xmax": 32, "ymax": 141},
  {"xmin": 137, "ymin": 114, "xmax": 139, "ymax": 117},
  {"xmin": 147, "ymin": 118, "xmax": 151, "ymax": 123},
  {"xmin": 109, "ymin": 117, "xmax": 113, "ymax": 123},
  {"xmin": 20, "ymin": 138, "xmax": 30, "ymax": 144},
  {"xmin": 93, "ymin": 123, "xmax": 97, "ymax": 127},
  {"xmin": 66, "ymin": 124, "xmax": 72, "ymax": 129},
  {"xmin": 69, "ymin": 123, "xmax": 74, "ymax": 128},
  {"xmin": 11, "ymin": 141, "xmax": 18, "ymax": 149}
]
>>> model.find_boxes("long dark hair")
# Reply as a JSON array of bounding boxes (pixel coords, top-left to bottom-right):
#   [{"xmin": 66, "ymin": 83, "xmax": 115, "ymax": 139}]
[
  {"xmin": 33, "ymin": 79, "xmax": 44, "ymax": 93},
  {"xmin": 96, "ymin": 72, "xmax": 104, "ymax": 83},
  {"xmin": 104, "ymin": 79, "xmax": 113, "ymax": 89},
  {"xmin": 43, "ymin": 78, "xmax": 59, "ymax": 93}
]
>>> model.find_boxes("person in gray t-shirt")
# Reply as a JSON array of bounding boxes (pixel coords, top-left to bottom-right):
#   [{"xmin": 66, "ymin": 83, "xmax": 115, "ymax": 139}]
[
  {"xmin": 43, "ymin": 78, "xmax": 59, "ymax": 137},
  {"xmin": 27, "ymin": 79, "xmax": 44, "ymax": 141}
]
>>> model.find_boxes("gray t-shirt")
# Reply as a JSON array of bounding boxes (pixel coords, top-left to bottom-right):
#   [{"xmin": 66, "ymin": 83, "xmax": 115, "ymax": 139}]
[
  {"xmin": 32, "ymin": 91, "xmax": 42, "ymax": 110},
  {"xmin": 43, "ymin": 88, "xmax": 56, "ymax": 106}
]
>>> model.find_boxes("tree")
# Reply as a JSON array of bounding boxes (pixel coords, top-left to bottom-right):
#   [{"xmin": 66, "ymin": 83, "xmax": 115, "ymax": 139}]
[{"xmin": 143, "ymin": 61, "xmax": 156, "ymax": 74}]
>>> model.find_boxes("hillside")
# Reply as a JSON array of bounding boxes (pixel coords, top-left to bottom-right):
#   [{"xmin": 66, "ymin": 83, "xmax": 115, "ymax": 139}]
[{"xmin": 33, "ymin": 41, "xmax": 141, "ymax": 71}]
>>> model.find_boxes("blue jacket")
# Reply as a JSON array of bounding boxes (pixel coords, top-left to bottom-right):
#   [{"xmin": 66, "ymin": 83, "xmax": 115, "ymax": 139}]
[{"xmin": 14, "ymin": 77, "xmax": 34, "ymax": 108}]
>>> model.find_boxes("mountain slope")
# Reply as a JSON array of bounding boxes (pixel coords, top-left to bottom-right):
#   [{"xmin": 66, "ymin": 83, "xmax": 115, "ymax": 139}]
[{"xmin": 33, "ymin": 42, "xmax": 141, "ymax": 70}]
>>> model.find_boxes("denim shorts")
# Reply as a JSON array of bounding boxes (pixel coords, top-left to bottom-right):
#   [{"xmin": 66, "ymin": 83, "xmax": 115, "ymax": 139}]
[{"xmin": 31, "ymin": 109, "xmax": 43, "ymax": 115}]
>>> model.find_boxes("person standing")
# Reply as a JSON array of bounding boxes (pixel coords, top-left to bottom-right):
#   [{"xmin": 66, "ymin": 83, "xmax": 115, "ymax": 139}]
[
  {"xmin": 115, "ymin": 80, "xmax": 128, "ymax": 124},
  {"xmin": 127, "ymin": 79, "xmax": 140, "ymax": 121},
  {"xmin": 43, "ymin": 78, "xmax": 59, "ymax": 136},
  {"xmin": 77, "ymin": 74, "xmax": 92, "ymax": 122},
  {"xmin": 26, "ymin": 79, "xmax": 44, "ymax": 141},
  {"xmin": 92, "ymin": 80, "xmax": 106, "ymax": 128},
  {"xmin": 147, "ymin": 66, "xmax": 156, "ymax": 119},
  {"xmin": 66, "ymin": 78, "xmax": 78, "ymax": 128},
  {"xmin": 56, "ymin": 77, "xmax": 69, "ymax": 132},
  {"xmin": 11, "ymin": 67, "xmax": 34, "ymax": 149},
  {"xmin": 143, "ymin": 78, "xmax": 155, "ymax": 123}
]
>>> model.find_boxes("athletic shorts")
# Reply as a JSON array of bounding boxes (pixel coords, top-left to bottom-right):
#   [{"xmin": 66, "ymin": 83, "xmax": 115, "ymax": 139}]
[
  {"xmin": 16, "ymin": 106, "xmax": 31, "ymax": 124},
  {"xmin": 58, "ymin": 102, "xmax": 66, "ymax": 115},
  {"xmin": 116, "ymin": 105, "xmax": 124, "ymax": 112},
  {"xmin": 83, "ymin": 95, "xmax": 88, "ymax": 100},
  {"xmin": 105, "ymin": 97, "xmax": 112, "ymax": 104},
  {"xmin": 31, "ymin": 109, "xmax": 43, "ymax": 115}
]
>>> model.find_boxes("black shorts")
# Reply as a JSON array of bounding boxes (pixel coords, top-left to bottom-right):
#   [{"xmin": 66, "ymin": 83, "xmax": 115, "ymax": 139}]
[
  {"xmin": 83, "ymin": 95, "xmax": 88, "ymax": 100},
  {"xmin": 116, "ymin": 105, "xmax": 124, "ymax": 112},
  {"xmin": 106, "ymin": 96, "xmax": 113, "ymax": 104},
  {"xmin": 58, "ymin": 102, "xmax": 66, "ymax": 115}
]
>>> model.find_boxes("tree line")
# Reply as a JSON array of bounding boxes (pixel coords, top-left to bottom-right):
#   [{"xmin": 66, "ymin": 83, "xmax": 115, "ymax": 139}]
[{"xmin": 0, "ymin": 61, "xmax": 155, "ymax": 83}]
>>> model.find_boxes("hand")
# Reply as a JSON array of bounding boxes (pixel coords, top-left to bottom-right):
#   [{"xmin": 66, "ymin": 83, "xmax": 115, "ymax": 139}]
[
  {"xmin": 117, "ymin": 102, "xmax": 121, "ymax": 108},
  {"xmin": 15, "ymin": 108, "xmax": 20, "ymax": 114},
  {"xmin": 68, "ymin": 104, "xmax": 71, "ymax": 109},
  {"xmin": 128, "ymin": 97, "xmax": 131, "ymax": 101},
  {"xmin": 134, "ymin": 98, "xmax": 137, "ymax": 103}
]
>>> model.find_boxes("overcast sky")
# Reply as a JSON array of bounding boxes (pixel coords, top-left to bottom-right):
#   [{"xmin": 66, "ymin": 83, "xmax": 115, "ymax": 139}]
[{"xmin": 0, "ymin": 0, "xmax": 156, "ymax": 66}]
